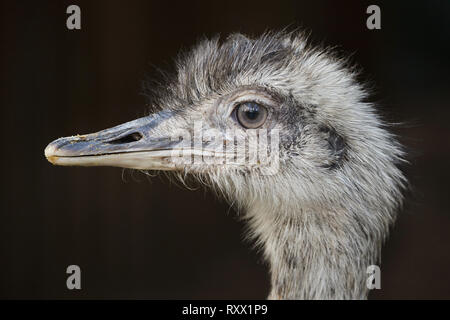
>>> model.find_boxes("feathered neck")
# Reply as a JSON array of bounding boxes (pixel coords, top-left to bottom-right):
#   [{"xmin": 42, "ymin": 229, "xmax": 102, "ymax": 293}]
[{"xmin": 245, "ymin": 200, "xmax": 382, "ymax": 299}]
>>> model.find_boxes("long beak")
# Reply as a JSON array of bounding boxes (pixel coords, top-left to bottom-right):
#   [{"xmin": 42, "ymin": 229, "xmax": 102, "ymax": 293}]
[{"xmin": 44, "ymin": 111, "xmax": 183, "ymax": 170}]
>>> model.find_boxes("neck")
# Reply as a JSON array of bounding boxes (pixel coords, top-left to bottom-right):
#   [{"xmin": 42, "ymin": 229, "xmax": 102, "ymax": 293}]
[{"xmin": 246, "ymin": 202, "xmax": 382, "ymax": 299}]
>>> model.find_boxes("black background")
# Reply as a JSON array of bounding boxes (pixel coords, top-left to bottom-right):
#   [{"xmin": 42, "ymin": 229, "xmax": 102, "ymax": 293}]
[{"xmin": 1, "ymin": 0, "xmax": 449, "ymax": 299}]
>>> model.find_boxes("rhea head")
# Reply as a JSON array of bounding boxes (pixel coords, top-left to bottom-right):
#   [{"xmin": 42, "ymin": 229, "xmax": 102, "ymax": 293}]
[{"xmin": 45, "ymin": 31, "xmax": 405, "ymax": 299}]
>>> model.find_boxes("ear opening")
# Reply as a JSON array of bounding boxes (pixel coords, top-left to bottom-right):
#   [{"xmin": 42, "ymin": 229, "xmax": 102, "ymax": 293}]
[{"xmin": 320, "ymin": 126, "xmax": 347, "ymax": 169}]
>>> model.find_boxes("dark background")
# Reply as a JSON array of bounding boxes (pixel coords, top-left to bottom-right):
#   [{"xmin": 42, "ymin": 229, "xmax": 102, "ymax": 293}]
[{"xmin": 1, "ymin": 0, "xmax": 449, "ymax": 299}]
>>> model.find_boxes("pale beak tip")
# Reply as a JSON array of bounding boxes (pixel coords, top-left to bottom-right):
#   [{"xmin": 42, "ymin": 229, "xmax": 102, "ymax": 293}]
[{"xmin": 44, "ymin": 141, "xmax": 59, "ymax": 164}]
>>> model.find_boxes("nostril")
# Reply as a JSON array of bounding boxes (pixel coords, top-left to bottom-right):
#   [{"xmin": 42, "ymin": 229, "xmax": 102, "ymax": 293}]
[{"xmin": 108, "ymin": 132, "xmax": 143, "ymax": 144}]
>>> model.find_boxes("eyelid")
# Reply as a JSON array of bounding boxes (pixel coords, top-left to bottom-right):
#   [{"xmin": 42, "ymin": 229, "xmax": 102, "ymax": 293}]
[
  {"xmin": 232, "ymin": 96, "xmax": 274, "ymax": 108},
  {"xmin": 224, "ymin": 88, "xmax": 280, "ymax": 122}
]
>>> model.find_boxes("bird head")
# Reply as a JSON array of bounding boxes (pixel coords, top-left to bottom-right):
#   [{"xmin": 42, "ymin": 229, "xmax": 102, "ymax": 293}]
[{"xmin": 45, "ymin": 31, "xmax": 405, "ymax": 213}]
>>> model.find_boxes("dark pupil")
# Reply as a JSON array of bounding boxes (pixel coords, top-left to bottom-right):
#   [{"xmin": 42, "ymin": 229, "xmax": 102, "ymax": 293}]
[{"xmin": 243, "ymin": 103, "xmax": 260, "ymax": 121}]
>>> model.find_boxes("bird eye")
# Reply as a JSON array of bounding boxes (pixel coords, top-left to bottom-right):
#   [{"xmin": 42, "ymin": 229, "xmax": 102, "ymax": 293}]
[{"xmin": 235, "ymin": 102, "xmax": 268, "ymax": 129}]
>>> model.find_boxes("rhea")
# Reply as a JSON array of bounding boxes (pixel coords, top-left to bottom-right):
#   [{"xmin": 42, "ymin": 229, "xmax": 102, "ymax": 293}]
[{"xmin": 45, "ymin": 31, "xmax": 406, "ymax": 299}]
